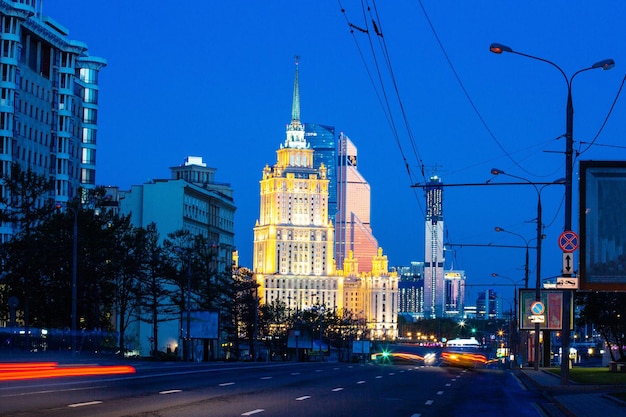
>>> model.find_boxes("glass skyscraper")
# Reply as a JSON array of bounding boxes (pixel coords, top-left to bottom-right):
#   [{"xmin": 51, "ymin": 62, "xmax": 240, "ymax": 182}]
[
  {"xmin": 335, "ymin": 133, "xmax": 379, "ymax": 273},
  {"xmin": 304, "ymin": 123, "xmax": 336, "ymax": 222}
]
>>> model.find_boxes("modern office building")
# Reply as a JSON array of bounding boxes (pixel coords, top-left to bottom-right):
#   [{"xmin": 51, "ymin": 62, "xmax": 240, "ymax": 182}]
[
  {"xmin": 0, "ymin": 0, "xmax": 106, "ymax": 240},
  {"xmin": 424, "ymin": 175, "xmax": 445, "ymax": 318},
  {"xmin": 118, "ymin": 156, "xmax": 236, "ymax": 356},
  {"xmin": 335, "ymin": 132, "xmax": 379, "ymax": 273},
  {"xmin": 253, "ymin": 58, "xmax": 398, "ymax": 339},
  {"xmin": 443, "ymin": 270, "xmax": 466, "ymax": 317},
  {"xmin": 304, "ymin": 122, "xmax": 336, "ymax": 223},
  {"xmin": 476, "ymin": 289, "xmax": 498, "ymax": 320},
  {"xmin": 398, "ymin": 261, "xmax": 424, "ymax": 316}
]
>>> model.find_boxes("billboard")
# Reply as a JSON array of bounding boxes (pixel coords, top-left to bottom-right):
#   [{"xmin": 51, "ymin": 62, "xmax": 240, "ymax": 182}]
[
  {"xmin": 580, "ymin": 161, "xmax": 626, "ymax": 291},
  {"xmin": 182, "ymin": 310, "xmax": 219, "ymax": 339},
  {"xmin": 518, "ymin": 289, "xmax": 572, "ymax": 331}
]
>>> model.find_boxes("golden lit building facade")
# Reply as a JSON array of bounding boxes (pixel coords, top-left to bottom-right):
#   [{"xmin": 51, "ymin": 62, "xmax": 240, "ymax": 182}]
[
  {"xmin": 253, "ymin": 58, "xmax": 397, "ymax": 339},
  {"xmin": 254, "ymin": 57, "xmax": 341, "ymax": 312}
]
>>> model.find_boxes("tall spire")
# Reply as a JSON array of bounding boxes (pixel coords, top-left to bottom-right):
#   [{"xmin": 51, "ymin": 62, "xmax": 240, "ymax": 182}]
[
  {"xmin": 291, "ymin": 55, "xmax": 301, "ymax": 126},
  {"xmin": 284, "ymin": 55, "xmax": 306, "ymax": 149}
]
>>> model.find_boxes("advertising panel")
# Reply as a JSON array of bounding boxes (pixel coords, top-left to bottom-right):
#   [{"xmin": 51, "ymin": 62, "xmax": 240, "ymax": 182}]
[
  {"xmin": 580, "ymin": 161, "xmax": 626, "ymax": 291},
  {"xmin": 518, "ymin": 289, "xmax": 572, "ymax": 331}
]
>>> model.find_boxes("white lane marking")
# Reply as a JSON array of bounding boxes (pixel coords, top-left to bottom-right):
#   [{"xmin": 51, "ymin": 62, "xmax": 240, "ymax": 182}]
[
  {"xmin": 425, "ymin": 400, "xmax": 434, "ymax": 405},
  {"xmin": 219, "ymin": 382, "xmax": 235, "ymax": 386},
  {"xmin": 260, "ymin": 376, "xmax": 272, "ymax": 380},
  {"xmin": 3, "ymin": 386, "xmax": 107, "ymax": 398},
  {"xmin": 315, "ymin": 369, "xmax": 322, "ymax": 372},
  {"xmin": 357, "ymin": 380, "xmax": 366, "ymax": 384},
  {"xmin": 296, "ymin": 396, "xmax": 311, "ymax": 401},
  {"xmin": 242, "ymin": 409, "xmax": 265, "ymax": 416},
  {"xmin": 451, "ymin": 378, "xmax": 456, "ymax": 382},
  {"xmin": 348, "ymin": 366, "xmax": 354, "ymax": 368},
  {"xmin": 159, "ymin": 389, "xmax": 182, "ymax": 394},
  {"xmin": 445, "ymin": 383, "xmax": 451, "ymax": 387},
  {"xmin": 375, "ymin": 375, "xmax": 383, "ymax": 379},
  {"xmin": 388, "ymin": 372, "xmax": 395, "ymax": 375},
  {"xmin": 437, "ymin": 391, "xmax": 444, "ymax": 395},
  {"xmin": 332, "ymin": 387, "xmax": 344, "ymax": 392},
  {"xmin": 68, "ymin": 401, "xmax": 103, "ymax": 408},
  {"xmin": 410, "ymin": 414, "xmax": 422, "ymax": 417},
  {"xmin": 333, "ymin": 367, "xmax": 340, "ymax": 370},
  {"xmin": 291, "ymin": 372, "xmax": 300, "ymax": 375}
]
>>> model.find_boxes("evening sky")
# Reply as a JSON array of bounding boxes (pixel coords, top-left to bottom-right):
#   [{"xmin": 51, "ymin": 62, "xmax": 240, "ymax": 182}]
[{"xmin": 44, "ymin": 1, "xmax": 626, "ymax": 304}]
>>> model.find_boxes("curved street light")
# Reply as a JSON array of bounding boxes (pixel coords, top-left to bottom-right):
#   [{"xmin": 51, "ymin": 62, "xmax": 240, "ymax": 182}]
[
  {"xmin": 490, "ymin": 44, "xmax": 614, "ymax": 380},
  {"xmin": 492, "ymin": 273, "xmax": 525, "ymax": 367},
  {"xmin": 491, "ymin": 168, "xmax": 565, "ymax": 370},
  {"xmin": 494, "ymin": 226, "xmax": 532, "ymax": 290}
]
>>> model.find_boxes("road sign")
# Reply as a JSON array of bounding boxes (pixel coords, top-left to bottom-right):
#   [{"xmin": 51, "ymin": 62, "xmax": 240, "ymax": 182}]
[
  {"xmin": 530, "ymin": 301, "xmax": 545, "ymax": 315},
  {"xmin": 562, "ymin": 252, "xmax": 574, "ymax": 274},
  {"xmin": 559, "ymin": 231, "xmax": 579, "ymax": 253},
  {"xmin": 556, "ymin": 277, "xmax": 579, "ymax": 289}
]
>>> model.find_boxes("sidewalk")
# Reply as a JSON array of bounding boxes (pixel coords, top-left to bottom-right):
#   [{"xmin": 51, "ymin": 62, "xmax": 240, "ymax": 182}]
[{"xmin": 519, "ymin": 368, "xmax": 626, "ymax": 417}]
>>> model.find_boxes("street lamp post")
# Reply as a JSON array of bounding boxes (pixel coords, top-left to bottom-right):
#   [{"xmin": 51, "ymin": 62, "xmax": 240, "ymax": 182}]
[
  {"xmin": 490, "ymin": 42, "xmax": 614, "ymax": 382},
  {"xmin": 491, "ymin": 168, "xmax": 565, "ymax": 370},
  {"xmin": 494, "ymin": 227, "xmax": 531, "ymax": 290},
  {"xmin": 492, "ymin": 273, "xmax": 525, "ymax": 366},
  {"xmin": 71, "ymin": 208, "xmax": 78, "ymax": 357}
]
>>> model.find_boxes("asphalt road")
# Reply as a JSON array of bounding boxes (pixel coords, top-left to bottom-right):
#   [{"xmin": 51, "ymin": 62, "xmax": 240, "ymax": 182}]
[{"xmin": 0, "ymin": 358, "xmax": 551, "ymax": 417}]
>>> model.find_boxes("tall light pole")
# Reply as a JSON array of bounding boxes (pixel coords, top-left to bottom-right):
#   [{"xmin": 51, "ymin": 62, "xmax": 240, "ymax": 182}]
[
  {"xmin": 494, "ymin": 227, "xmax": 531, "ymax": 290},
  {"xmin": 491, "ymin": 168, "xmax": 565, "ymax": 370},
  {"xmin": 492, "ymin": 273, "xmax": 524, "ymax": 366},
  {"xmin": 490, "ymin": 42, "xmax": 614, "ymax": 381},
  {"xmin": 72, "ymin": 208, "xmax": 78, "ymax": 357}
]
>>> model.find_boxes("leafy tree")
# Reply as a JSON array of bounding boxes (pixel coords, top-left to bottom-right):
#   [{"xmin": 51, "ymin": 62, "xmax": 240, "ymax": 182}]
[
  {"xmin": 577, "ymin": 292, "xmax": 626, "ymax": 361},
  {"xmin": 0, "ymin": 162, "xmax": 54, "ymax": 348},
  {"xmin": 259, "ymin": 298, "xmax": 289, "ymax": 360},
  {"xmin": 230, "ymin": 267, "xmax": 257, "ymax": 360},
  {"xmin": 138, "ymin": 223, "xmax": 178, "ymax": 356},
  {"xmin": 110, "ymin": 215, "xmax": 145, "ymax": 357}
]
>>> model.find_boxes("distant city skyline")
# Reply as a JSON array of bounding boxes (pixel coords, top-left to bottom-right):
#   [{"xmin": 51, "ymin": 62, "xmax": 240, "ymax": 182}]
[{"xmin": 43, "ymin": 1, "xmax": 626, "ymax": 305}]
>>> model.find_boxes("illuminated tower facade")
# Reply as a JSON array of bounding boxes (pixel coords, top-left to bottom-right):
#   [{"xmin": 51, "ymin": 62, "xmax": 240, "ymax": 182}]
[
  {"xmin": 424, "ymin": 175, "xmax": 444, "ymax": 318},
  {"xmin": 254, "ymin": 57, "xmax": 341, "ymax": 311},
  {"xmin": 335, "ymin": 133, "xmax": 379, "ymax": 273}
]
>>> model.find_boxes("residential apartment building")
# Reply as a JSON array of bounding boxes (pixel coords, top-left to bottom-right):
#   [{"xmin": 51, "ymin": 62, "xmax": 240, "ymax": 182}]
[
  {"xmin": 0, "ymin": 0, "xmax": 106, "ymax": 240},
  {"xmin": 118, "ymin": 156, "xmax": 236, "ymax": 356}
]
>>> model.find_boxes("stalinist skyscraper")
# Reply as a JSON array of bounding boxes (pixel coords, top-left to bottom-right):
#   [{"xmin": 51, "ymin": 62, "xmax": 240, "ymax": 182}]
[
  {"xmin": 253, "ymin": 58, "xmax": 398, "ymax": 339},
  {"xmin": 253, "ymin": 57, "xmax": 342, "ymax": 312}
]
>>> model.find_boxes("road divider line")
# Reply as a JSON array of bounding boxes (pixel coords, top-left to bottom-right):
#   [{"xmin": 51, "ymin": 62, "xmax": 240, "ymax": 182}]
[
  {"xmin": 425, "ymin": 400, "xmax": 434, "ymax": 405},
  {"xmin": 437, "ymin": 391, "xmax": 444, "ymax": 395},
  {"xmin": 159, "ymin": 389, "xmax": 182, "ymax": 394},
  {"xmin": 296, "ymin": 396, "xmax": 311, "ymax": 401},
  {"xmin": 260, "ymin": 376, "xmax": 272, "ymax": 380},
  {"xmin": 241, "ymin": 409, "xmax": 265, "ymax": 416},
  {"xmin": 219, "ymin": 382, "xmax": 235, "ymax": 386},
  {"xmin": 68, "ymin": 401, "xmax": 103, "ymax": 408},
  {"xmin": 332, "ymin": 387, "xmax": 344, "ymax": 392},
  {"xmin": 357, "ymin": 380, "xmax": 366, "ymax": 384}
]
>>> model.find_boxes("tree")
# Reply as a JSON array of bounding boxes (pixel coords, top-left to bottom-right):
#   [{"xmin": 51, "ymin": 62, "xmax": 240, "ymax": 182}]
[
  {"xmin": 138, "ymin": 223, "xmax": 178, "ymax": 356},
  {"xmin": 577, "ymin": 292, "xmax": 626, "ymax": 361},
  {"xmin": 110, "ymin": 215, "xmax": 145, "ymax": 357},
  {"xmin": 0, "ymin": 162, "xmax": 54, "ymax": 349},
  {"xmin": 230, "ymin": 267, "xmax": 257, "ymax": 360}
]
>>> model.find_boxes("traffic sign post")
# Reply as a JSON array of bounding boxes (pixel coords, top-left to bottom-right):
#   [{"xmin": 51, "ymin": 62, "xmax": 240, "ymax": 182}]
[{"xmin": 559, "ymin": 231, "xmax": 579, "ymax": 253}]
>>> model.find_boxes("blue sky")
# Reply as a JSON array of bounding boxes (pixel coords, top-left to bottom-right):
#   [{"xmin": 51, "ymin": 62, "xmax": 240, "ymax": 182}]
[{"xmin": 45, "ymin": 1, "xmax": 626, "ymax": 303}]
